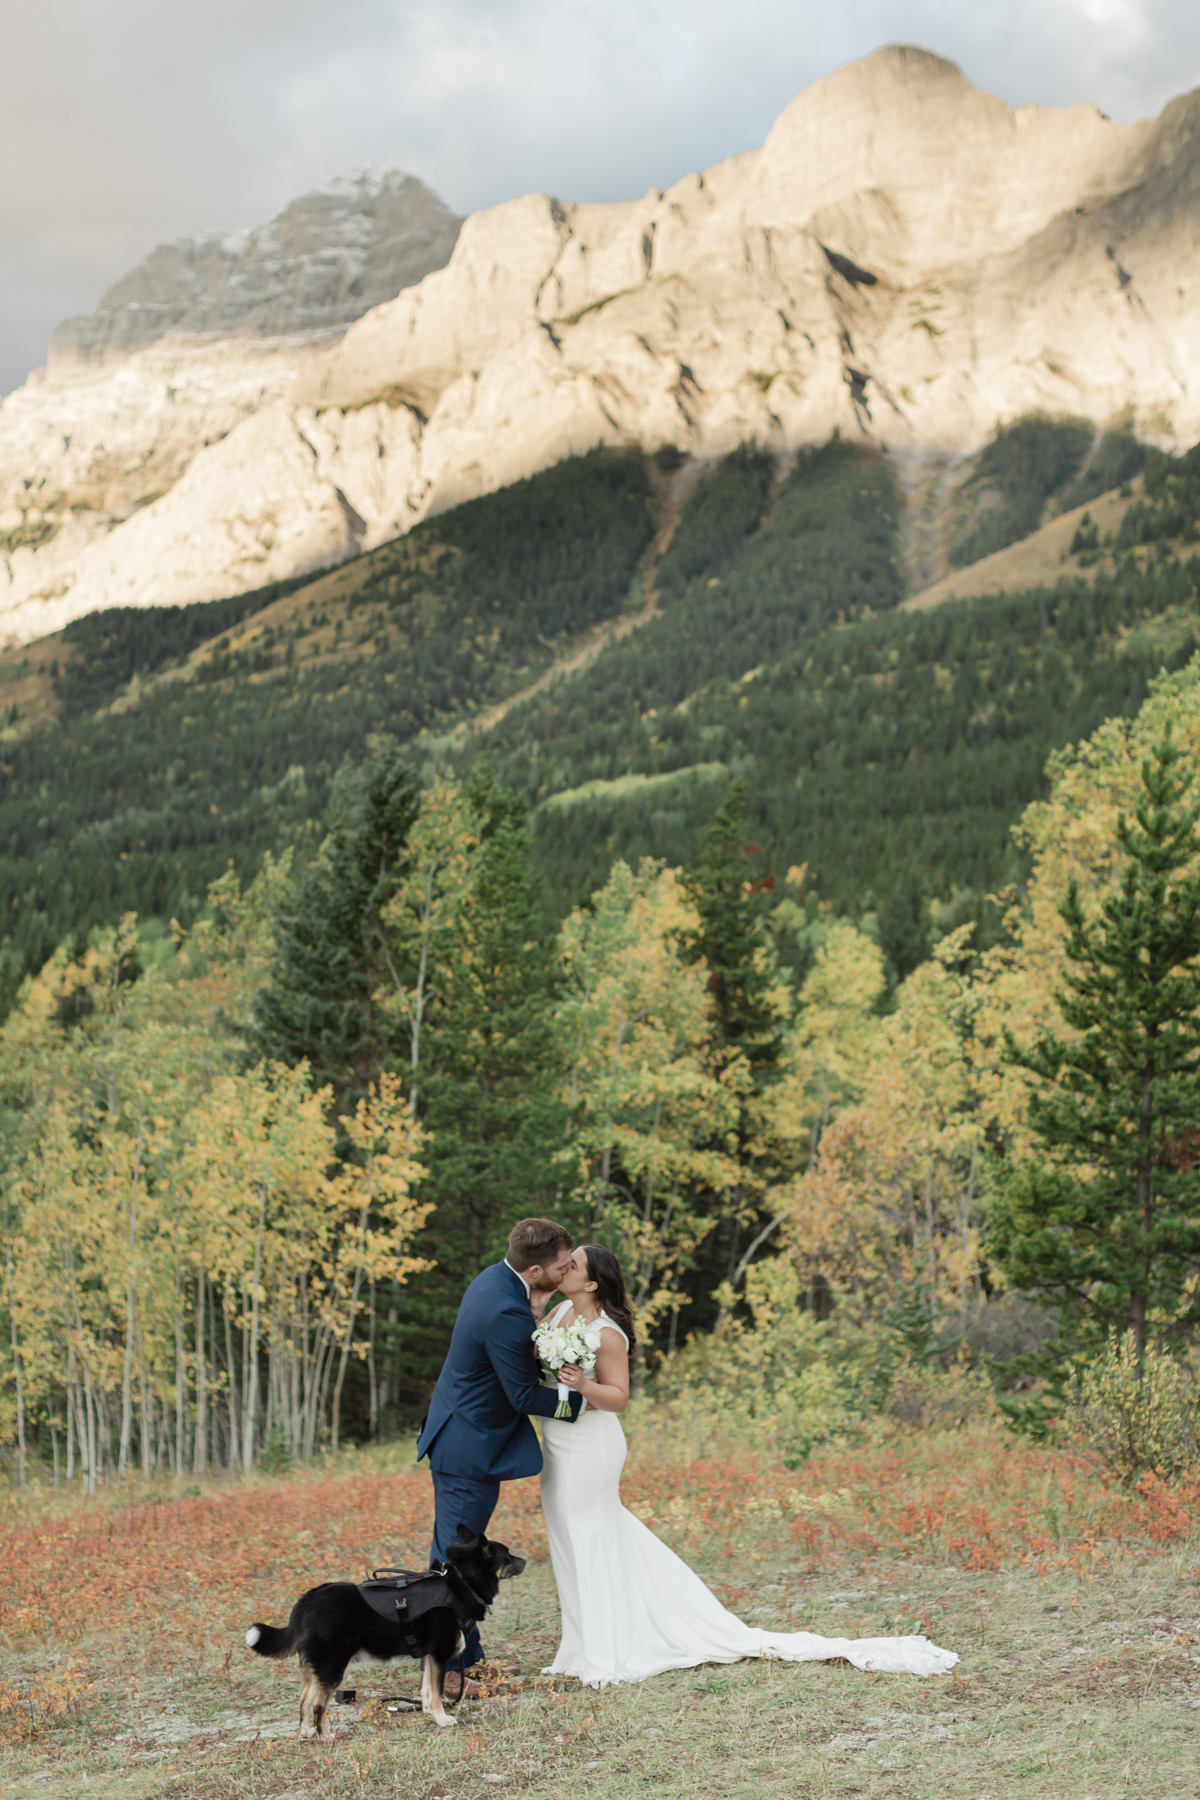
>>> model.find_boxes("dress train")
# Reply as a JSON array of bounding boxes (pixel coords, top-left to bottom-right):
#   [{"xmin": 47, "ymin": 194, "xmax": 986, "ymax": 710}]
[{"xmin": 538, "ymin": 1312, "xmax": 957, "ymax": 1688}]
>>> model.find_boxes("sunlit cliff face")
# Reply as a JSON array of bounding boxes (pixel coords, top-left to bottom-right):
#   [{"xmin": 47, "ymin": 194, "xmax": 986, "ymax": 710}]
[{"xmin": 5, "ymin": 44, "xmax": 1200, "ymax": 645}]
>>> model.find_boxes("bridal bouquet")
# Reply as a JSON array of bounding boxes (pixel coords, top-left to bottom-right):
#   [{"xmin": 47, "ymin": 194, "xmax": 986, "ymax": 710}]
[{"xmin": 532, "ymin": 1315, "xmax": 603, "ymax": 1417}]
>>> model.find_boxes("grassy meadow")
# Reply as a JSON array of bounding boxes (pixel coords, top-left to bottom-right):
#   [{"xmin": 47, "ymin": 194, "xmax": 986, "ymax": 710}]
[{"xmin": 1, "ymin": 1421, "xmax": 1198, "ymax": 1800}]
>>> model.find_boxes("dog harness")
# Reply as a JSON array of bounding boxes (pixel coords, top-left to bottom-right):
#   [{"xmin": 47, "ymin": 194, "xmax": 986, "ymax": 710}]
[{"xmin": 358, "ymin": 1564, "xmax": 485, "ymax": 1639}]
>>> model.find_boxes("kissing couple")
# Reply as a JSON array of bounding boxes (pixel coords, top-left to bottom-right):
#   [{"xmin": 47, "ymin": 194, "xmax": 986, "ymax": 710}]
[{"xmin": 418, "ymin": 1218, "xmax": 958, "ymax": 1690}]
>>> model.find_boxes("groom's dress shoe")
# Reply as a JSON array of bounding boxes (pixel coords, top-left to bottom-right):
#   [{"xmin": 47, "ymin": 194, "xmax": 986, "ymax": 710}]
[{"xmin": 442, "ymin": 1672, "xmax": 483, "ymax": 1701}]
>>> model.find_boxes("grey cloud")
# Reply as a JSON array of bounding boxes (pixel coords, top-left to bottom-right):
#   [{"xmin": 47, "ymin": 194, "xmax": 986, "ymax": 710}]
[{"xmin": 4, "ymin": 0, "xmax": 1200, "ymax": 394}]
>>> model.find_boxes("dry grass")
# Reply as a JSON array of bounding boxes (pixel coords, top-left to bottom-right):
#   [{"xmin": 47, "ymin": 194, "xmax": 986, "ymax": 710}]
[
  {"xmin": 1, "ymin": 1426, "xmax": 1198, "ymax": 1800},
  {"xmin": 902, "ymin": 481, "xmax": 1140, "ymax": 612}
]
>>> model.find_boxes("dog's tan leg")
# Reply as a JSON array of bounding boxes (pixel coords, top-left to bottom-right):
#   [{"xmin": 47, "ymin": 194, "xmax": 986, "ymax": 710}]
[
  {"xmin": 298, "ymin": 1666, "xmax": 318, "ymax": 1740},
  {"xmin": 421, "ymin": 1654, "xmax": 457, "ymax": 1728}
]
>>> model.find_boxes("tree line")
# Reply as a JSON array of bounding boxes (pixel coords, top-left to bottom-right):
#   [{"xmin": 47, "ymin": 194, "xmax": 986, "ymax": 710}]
[
  {"xmin": 6, "ymin": 424, "xmax": 1200, "ymax": 1034},
  {"xmin": 6, "ymin": 651, "xmax": 1200, "ymax": 1481}
]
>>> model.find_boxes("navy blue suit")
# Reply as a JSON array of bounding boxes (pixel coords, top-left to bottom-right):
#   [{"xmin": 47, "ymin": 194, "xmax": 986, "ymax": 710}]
[{"xmin": 417, "ymin": 1260, "xmax": 581, "ymax": 1667}]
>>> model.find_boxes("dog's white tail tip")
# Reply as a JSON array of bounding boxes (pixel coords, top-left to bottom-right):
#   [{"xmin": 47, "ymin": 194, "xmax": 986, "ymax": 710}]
[{"xmin": 245, "ymin": 1626, "xmax": 261, "ymax": 1648}]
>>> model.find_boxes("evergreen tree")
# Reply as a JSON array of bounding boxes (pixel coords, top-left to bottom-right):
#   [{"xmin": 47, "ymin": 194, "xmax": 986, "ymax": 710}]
[
  {"xmin": 676, "ymin": 781, "xmax": 784, "ymax": 1324},
  {"xmin": 252, "ymin": 743, "xmax": 420, "ymax": 1100},
  {"xmin": 878, "ymin": 869, "xmax": 931, "ymax": 983},
  {"xmin": 991, "ymin": 732, "xmax": 1200, "ymax": 1360},
  {"xmin": 678, "ymin": 780, "xmax": 782, "ymax": 1079},
  {"xmin": 419, "ymin": 769, "xmax": 566, "ymax": 1285}
]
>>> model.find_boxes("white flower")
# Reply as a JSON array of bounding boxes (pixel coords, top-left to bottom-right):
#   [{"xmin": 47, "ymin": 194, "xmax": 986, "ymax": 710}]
[{"xmin": 532, "ymin": 1315, "xmax": 600, "ymax": 1375}]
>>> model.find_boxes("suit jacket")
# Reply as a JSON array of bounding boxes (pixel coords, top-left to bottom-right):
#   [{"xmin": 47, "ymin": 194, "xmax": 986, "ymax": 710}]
[{"xmin": 416, "ymin": 1261, "xmax": 582, "ymax": 1481}]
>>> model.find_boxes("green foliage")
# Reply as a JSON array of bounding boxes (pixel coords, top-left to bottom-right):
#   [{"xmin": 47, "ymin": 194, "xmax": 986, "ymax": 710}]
[
  {"xmin": 499, "ymin": 441, "xmax": 898, "ymax": 775},
  {"xmin": 633, "ymin": 1258, "xmax": 994, "ymax": 1462},
  {"xmin": 654, "ymin": 446, "xmax": 773, "ymax": 599},
  {"xmin": 509, "ymin": 554, "xmax": 1200, "ymax": 922},
  {"xmin": 252, "ymin": 743, "xmax": 420, "ymax": 1100},
  {"xmin": 0, "ymin": 450, "xmax": 653, "ymax": 1009},
  {"xmin": 418, "ymin": 768, "xmax": 568, "ymax": 1287},
  {"xmin": 1069, "ymin": 512, "xmax": 1101, "ymax": 560},
  {"xmin": 870, "ymin": 1287, "xmax": 980, "ymax": 1427},
  {"xmin": 881, "ymin": 1284, "xmax": 946, "ymax": 1363},
  {"xmin": 992, "ymin": 733, "xmax": 1200, "ymax": 1359},
  {"xmin": 7, "ymin": 430, "xmax": 1198, "ymax": 1061},
  {"xmin": 1116, "ymin": 440, "xmax": 1200, "ymax": 551},
  {"xmin": 677, "ymin": 781, "xmax": 784, "ymax": 1330},
  {"xmin": 363, "ymin": 765, "xmax": 579, "ymax": 1391},
  {"xmin": 679, "ymin": 780, "xmax": 781, "ymax": 1078},
  {"xmin": 1063, "ymin": 1331, "xmax": 1199, "ymax": 1483},
  {"xmin": 950, "ymin": 413, "xmax": 1093, "ymax": 567},
  {"xmin": 877, "ymin": 869, "xmax": 931, "ymax": 983},
  {"xmin": 53, "ymin": 579, "xmax": 312, "ymax": 717},
  {"xmin": 881, "ymin": 1352, "xmax": 995, "ymax": 1432},
  {"xmin": 390, "ymin": 446, "xmax": 655, "ymax": 644},
  {"xmin": 1060, "ymin": 428, "xmax": 1146, "ymax": 513},
  {"xmin": 550, "ymin": 856, "xmax": 742, "ymax": 1345},
  {"xmin": 631, "ymin": 1259, "xmax": 869, "ymax": 1465}
]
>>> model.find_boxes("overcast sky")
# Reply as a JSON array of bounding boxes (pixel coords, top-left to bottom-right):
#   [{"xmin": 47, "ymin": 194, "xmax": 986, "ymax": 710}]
[{"xmin": 3, "ymin": 0, "xmax": 1199, "ymax": 395}]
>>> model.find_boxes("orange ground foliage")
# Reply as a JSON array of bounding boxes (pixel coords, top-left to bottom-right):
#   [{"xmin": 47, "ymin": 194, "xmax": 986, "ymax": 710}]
[{"xmin": 1, "ymin": 1438, "xmax": 1197, "ymax": 1652}]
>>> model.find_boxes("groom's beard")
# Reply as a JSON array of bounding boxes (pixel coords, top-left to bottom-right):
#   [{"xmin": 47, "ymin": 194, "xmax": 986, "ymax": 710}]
[{"xmin": 529, "ymin": 1273, "xmax": 563, "ymax": 1295}]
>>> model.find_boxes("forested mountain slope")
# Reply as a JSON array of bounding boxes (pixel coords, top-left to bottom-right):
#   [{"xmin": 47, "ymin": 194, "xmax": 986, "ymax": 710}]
[
  {"xmin": 0, "ymin": 450, "xmax": 655, "ymax": 1004},
  {"xmin": 1, "ymin": 424, "xmax": 1199, "ymax": 1011}
]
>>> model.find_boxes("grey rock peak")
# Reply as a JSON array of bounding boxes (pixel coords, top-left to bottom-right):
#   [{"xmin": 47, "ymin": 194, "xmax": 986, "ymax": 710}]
[{"xmin": 49, "ymin": 168, "xmax": 462, "ymax": 369}]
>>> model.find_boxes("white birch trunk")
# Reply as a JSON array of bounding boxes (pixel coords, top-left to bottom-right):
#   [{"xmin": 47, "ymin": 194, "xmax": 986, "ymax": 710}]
[{"xmin": 194, "ymin": 1268, "xmax": 207, "ymax": 1476}]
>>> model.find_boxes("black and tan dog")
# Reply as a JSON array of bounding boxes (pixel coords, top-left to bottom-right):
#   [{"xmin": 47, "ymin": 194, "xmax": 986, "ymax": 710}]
[{"xmin": 245, "ymin": 1526, "xmax": 525, "ymax": 1736}]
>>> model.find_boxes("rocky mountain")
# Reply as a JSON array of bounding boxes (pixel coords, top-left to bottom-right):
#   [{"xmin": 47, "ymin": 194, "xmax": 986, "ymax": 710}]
[
  {"xmin": 0, "ymin": 171, "xmax": 461, "ymax": 644},
  {"xmin": 47, "ymin": 168, "xmax": 462, "ymax": 369},
  {"xmin": 4, "ymin": 44, "xmax": 1200, "ymax": 644}
]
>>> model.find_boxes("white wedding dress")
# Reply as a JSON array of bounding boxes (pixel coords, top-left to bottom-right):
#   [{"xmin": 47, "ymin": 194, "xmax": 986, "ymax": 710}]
[{"xmin": 539, "ymin": 1306, "xmax": 958, "ymax": 1687}]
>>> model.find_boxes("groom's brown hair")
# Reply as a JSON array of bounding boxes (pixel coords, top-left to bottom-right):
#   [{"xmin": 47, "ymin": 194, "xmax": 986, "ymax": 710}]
[{"xmin": 507, "ymin": 1217, "xmax": 572, "ymax": 1272}]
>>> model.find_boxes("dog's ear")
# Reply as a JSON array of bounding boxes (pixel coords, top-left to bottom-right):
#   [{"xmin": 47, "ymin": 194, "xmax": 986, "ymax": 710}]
[{"xmin": 454, "ymin": 1522, "xmax": 479, "ymax": 1545}]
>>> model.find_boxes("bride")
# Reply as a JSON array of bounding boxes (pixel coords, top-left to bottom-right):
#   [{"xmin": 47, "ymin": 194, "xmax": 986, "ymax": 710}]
[{"xmin": 539, "ymin": 1244, "xmax": 958, "ymax": 1688}]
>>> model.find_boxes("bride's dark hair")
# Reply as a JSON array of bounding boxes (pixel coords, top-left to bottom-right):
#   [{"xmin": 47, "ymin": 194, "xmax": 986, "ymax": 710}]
[{"xmin": 582, "ymin": 1244, "xmax": 636, "ymax": 1348}]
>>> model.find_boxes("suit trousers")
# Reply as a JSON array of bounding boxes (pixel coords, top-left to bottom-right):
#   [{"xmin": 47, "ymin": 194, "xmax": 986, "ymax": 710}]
[{"xmin": 430, "ymin": 1469, "xmax": 501, "ymax": 1670}]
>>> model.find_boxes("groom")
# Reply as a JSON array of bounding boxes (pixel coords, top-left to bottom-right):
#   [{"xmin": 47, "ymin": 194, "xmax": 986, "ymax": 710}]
[{"xmin": 417, "ymin": 1217, "xmax": 585, "ymax": 1677}]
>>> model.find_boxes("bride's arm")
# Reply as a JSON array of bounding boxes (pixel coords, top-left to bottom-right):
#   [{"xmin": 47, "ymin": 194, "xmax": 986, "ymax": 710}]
[{"xmin": 560, "ymin": 1329, "xmax": 629, "ymax": 1413}]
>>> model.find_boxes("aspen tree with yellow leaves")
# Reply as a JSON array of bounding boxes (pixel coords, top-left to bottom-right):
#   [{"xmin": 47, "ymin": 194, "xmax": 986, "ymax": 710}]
[
  {"xmin": 786, "ymin": 927, "xmax": 984, "ymax": 1320},
  {"xmin": 0, "ymin": 872, "xmax": 427, "ymax": 1484},
  {"xmin": 555, "ymin": 859, "xmax": 744, "ymax": 1343}
]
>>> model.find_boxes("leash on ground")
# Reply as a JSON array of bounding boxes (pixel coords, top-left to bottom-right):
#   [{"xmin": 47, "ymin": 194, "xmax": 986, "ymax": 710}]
[{"xmin": 333, "ymin": 1683, "xmax": 464, "ymax": 1711}]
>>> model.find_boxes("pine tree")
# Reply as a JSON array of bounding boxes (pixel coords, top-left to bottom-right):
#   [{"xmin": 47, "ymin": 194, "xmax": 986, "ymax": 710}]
[
  {"xmin": 877, "ymin": 868, "xmax": 931, "ymax": 982},
  {"xmin": 419, "ymin": 769, "xmax": 566, "ymax": 1285},
  {"xmin": 252, "ymin": 743, "xmax": 420, "ymax": 1100},
  {"xmin": 676, "ymin": 781, "xmax": 784, "ymax": 1325},
  {"xmin": 679, "ymin": 780, "xmax": 781, "ymax": 1079},
  {"xmin": 992, "ymin": 731, "xmax": 1200, "ymax": 1360}
]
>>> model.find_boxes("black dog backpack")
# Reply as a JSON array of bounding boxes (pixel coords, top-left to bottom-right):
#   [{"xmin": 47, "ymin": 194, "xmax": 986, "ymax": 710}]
[{"xmin": 358, "ymin": 1564, "xmax": 482, "ymax": 1643}]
